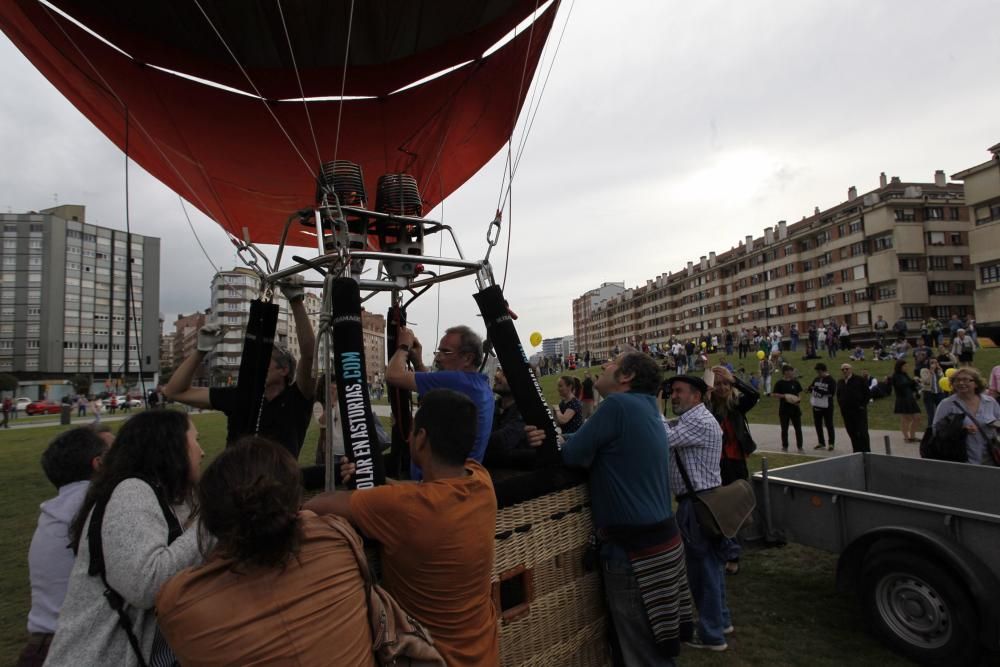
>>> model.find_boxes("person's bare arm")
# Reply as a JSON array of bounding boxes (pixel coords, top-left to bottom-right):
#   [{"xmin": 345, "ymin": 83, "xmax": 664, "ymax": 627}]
[
  {"xmin": 289, "ymin": 297, "xmax": 316, "ymax": 400},
  {"xmin": 162, "ymin": 327, "xmax": 218, "ymax": 409},
  {"xmin": 385, "ymin": 326, "xmax": 419, "ymax": 391},
  {"xmin": 303, "ymin": 490, "xmax": 355, "ymax": 522}
]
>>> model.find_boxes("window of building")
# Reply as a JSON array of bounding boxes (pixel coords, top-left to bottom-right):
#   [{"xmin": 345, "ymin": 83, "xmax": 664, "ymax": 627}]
[
  {"xmin": 29, "ymin": 239, "xmax": 42, "ymax": 249},
  {"xmin": 925, "ymin": 207, "xmax": 943, "ymax": 220},
  {"xmin": 2, "ymin": 257, "xmax": 14, "ymax": 267},
  {"xmin": 2, "ymin": 240, "xmax": 15, "ymax": 250},
  {"xmin": 928, "ymin": 256, "xmax": 948, "ymax": 270},
  {"xmin": 902, "ymin": 305, "xmax": 923, "ymax": 320},
  {"xmin": 952, "ymin": 256, "xmax": 965, "ymax": 269},
  {"xmin": 26, "ymin": 340, "xmax": 39, "ymax": 349},
  {"xmin": 878, "ymin": 285, "xmax": 897, "ymax": 300},
  {"xmin": 27, "ymin": 306, "xmax": 40, "ymax": 316},
  {"xmin": 840, "ymin": 269, "xmax": 851, "ymax": 282},
  {"xmin": 801, "ymin": 260, "xmax": 813, "ymax": 271},
  {"xmin": 950, "ymin": 233, "xmax": 962, "ymax": 245},
  {"xmin": 975, "ymin": 203, "xmax": 1000, "ymax": 226},
  {"xmin": 927, "ymin": 232, "xmax": 946, "ymax": 246},
  {"xmin": 856, "ymin": 312, "xmax": 870, "ymax": 326},
  {"xmin": 3, "ymin": 224, "xmax": 15, "ymax": 232},
  {"xmin": 899, "ymin": 258, "xmax": 921, "ymax": 272},
  {"xmin": 949, "ymin": 207, "xmax": 961, "ymax": 221},
  {"xmin": 853, "ymin": 265, "xmax": 866, "ymax": 280},
  {"xmin": 929, "ymin": 281, "xmax": 949, "ymax": 295},
  {"xmin": 849, "ymin": 220, "xmax": 863, "ymax": 234},
  {"xmin": 895, "ymin": 209, "xmax": 916, "ymax": 222},
  {"xmin": 820, "ymin": 295, "xmax": 835, "ymax": 308},
  {"xmin": 982, "ymin": 263, "xmax": 1000, "ymax": 285},
  {"xmin": 806, "ymin": 300, "xmax": 817, "ymax": 311},
  {"xmin": 872, "ymin": 235, "xmax": 893, "ymax": 251},
  {"xmin": 28, "ymin": 273, "xmax": 41, "ymax": 283}
]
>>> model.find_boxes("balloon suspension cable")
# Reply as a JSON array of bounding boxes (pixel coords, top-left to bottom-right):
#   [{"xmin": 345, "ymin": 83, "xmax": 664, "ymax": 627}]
[
  {"xmin": 330, "ymin": 0, "xmax": 357, "ymax": 167},
  {"xmin": 36, "ymin": 2, "xmax": 240, "ymax": 237},
  {"xmin": 191, "ymin": 0, "xmax": 316, "ymax": 180}
]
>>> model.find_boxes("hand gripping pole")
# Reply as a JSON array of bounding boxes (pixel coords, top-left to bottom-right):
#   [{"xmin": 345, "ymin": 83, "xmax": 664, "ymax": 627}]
[{"xmin": 385, "ymin": 302, "xmax": 413, "ymax": 479}]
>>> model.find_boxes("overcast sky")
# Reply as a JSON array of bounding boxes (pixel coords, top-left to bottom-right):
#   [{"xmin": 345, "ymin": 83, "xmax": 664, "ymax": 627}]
[{"xmin": 3, "ymin": 0, "xmax": 1000, "ymax": 356}]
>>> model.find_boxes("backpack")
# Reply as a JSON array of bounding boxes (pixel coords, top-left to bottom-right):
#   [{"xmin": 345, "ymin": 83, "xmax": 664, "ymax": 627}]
[
  {"xmin": 325, "ymin": 516, "xmax": 446, "ymax": 666},
  {"xmin": 919, "ymin": 413, "xmax": 967, "ymax": 462}
]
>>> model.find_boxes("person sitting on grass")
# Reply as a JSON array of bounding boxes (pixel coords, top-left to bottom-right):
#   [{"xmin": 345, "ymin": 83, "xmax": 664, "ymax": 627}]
[
  {"xmin": 18, "ymin": 427, "xmax": 110, "ymax": 667},
  {"xmin": 850, "ymin": 345, "xmax": 865, "ymax": 361}
]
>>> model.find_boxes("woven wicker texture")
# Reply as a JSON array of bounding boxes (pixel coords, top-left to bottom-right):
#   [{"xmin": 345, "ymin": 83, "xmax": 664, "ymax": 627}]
[{"xmin": 494, "ymin": 483, "xmax": 610, "ymax": 667}]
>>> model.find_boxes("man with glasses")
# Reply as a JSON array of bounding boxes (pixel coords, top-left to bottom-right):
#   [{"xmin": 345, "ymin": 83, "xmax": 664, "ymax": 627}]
[
  {"xmin": 836, "ymin": 363, "xmax": 871, "ymax": 452},
  {"xmin": 387, "ymin": 325, "xmax": 494, "ymax": 474}
]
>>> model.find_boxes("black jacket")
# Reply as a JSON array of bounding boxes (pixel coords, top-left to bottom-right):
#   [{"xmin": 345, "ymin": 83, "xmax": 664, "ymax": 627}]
[{"xmin": 837, "ymin": 375, "xmax": 870, "ymax": 412}]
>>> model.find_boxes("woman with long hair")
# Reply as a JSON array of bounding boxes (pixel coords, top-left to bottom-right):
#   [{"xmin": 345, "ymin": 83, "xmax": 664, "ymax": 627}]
[
  {"xmin": 892, "ymin": 359, "xmax": 922, "ymax": 443},
  {"xmin": 709, "ymin": 365, "xmax": 760, "ymax": 575},
  {"xmin": 933, "ymin": 367, "xmax": 1000, "ymax": 465},
  {"xmin": 157, "ymin": 437, "xmax": 376, "ymax": 665},
  {"xmin": 44, "ymin": 410, "xmax": 204, "ymax": 667}
]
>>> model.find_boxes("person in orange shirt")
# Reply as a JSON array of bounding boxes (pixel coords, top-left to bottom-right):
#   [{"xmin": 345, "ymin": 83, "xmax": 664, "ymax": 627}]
[
  {"xmin": 306, "ymin": 388, "xmax": 499, "ymax": 666},
  {"xmin": 156, "ymin": 438, "xmax": 375, "ymax": 667}
]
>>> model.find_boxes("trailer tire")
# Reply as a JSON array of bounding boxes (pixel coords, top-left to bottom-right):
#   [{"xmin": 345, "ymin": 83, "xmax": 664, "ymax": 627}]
[{"xmin": 861, "ymin": 551, "xmax": 980, "ymax": 666}]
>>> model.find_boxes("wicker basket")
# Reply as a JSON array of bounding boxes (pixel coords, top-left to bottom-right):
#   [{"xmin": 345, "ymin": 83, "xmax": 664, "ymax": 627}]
[{"xmin": 493, "ymin": 483, "xmax": 610, "ymax": 666}]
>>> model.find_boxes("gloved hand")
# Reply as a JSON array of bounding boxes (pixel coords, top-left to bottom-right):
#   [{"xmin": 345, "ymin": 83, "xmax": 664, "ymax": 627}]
[
  {"xmin": 197, "ymin": 324, "xmax": 223, "ymax": 353},
  {"xmin": 280, "ymin": 275, "xmax": 305, "ymax": 304}
]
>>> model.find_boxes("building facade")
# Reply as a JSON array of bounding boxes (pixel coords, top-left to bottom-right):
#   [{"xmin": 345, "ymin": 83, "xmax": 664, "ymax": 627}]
[
  {"xmin": 574, "ymin": 173, "xmax": 975, "ymax": 360},
  {"xmin": 953, "ymin": 142, "xmax": 1000, "ymax": 336},
  {"xmin": 172, "ymin": 310, "xmax": 209, "ymax": 384},
  {"xmin": 571, "ymin": 282, "xmax": 625, "ymax": 357},
  {"xmin": 0, "ymin": 205, "xmax": 160, "ymax": 380}
]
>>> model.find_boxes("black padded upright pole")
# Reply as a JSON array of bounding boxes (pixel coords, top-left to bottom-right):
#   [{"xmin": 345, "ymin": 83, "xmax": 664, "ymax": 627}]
[
  {"xmin": 331, "ymin": 277, "xmax": 385, "ymax": 488},
  {"xmin": 473, "ymin": 284, "xmax": 560, "ymax": 465},
  {"xmin": 385, "ymin": 303, "xmax": 412, "ymax": 479},
  {"xmin": 235, "ymin": 299, "xmax": 279, "ymax": 440}
]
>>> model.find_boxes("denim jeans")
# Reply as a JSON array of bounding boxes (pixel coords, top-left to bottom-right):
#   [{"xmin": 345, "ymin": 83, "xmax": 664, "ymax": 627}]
[
  {"xmin": 676, "ymin": 500, "xmax": 731, "ymax": 646},
  {"xmin": 602, "ymin": 555, "xmax": 677, "ymax": 666}
]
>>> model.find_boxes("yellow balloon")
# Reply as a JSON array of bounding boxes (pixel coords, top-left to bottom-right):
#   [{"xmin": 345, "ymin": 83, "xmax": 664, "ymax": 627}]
[
  {"xmin": 939, "ymin": 376, "xmax": 952, "ymax": 392},
  {"xmin": 529, "ymin": 332, "xmax": 542, "ymax": 347},
  {"xmin": 701, "ymin": 342, "xmax": 707, "ymax": 348},
  {"xmin": 756, "ymin": 350, "xmax": 766, "ymax": 360},
  {"xmin": 945, "ymin": 368, "xmax": 956, "ymax": 379}
]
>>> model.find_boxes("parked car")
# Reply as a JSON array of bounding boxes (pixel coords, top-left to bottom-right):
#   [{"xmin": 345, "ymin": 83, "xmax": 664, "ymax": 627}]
[
  {"xmin": 14, "ymin": 397, "xmax": 32, "ymax": 411},
  {"xmin": 115, "ymin": 395, "xmax": 143, "ymax": 408},
  {"xmin": 25, "ymin": 400, "xmax": 63, "ymax": 416}
]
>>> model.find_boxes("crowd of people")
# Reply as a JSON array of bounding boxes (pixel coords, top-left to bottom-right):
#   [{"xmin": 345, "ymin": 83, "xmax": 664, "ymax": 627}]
[{"xmin": 17, "ymin": 295, "xmax": 998, "ymax": 665}]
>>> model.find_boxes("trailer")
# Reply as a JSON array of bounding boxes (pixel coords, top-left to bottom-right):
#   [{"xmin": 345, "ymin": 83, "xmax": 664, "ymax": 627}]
[{"xmin": 752, "ymin": 453, "xmax": 1000, "ymax": 665}]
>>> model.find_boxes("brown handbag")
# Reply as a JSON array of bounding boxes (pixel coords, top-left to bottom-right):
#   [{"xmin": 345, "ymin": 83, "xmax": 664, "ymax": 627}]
[{"xmin": 325, "ymin": 516, "xmax": 446, "ymax": 666}]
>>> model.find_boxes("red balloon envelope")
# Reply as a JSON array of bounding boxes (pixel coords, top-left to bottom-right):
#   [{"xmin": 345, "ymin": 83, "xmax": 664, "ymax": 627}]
[{"xmin": 1, "ymin": 0, "xmax": 559, "ymax": 246}]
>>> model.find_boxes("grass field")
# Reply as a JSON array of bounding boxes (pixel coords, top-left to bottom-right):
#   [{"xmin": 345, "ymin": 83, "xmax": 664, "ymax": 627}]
[{"xmin": 1, "ymin": 413, "xmax": 923, "ymax": 666}]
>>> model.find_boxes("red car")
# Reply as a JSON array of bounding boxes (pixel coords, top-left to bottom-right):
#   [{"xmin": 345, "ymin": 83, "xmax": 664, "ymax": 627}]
[{"xmin": 25, "ymin": 400, "xmax": 63, "ymax": 416}]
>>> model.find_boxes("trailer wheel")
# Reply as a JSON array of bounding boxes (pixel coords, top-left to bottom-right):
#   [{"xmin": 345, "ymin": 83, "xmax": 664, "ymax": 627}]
[{"xmin": 861, "ymin": 551, "xmax": 980, "ymax": 665}]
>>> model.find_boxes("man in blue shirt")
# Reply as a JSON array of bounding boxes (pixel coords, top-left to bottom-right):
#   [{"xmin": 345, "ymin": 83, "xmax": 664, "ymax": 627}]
[
  {"xmin": 387, "ymin": 325, "xmax": 494, "ymax": 478},
  {"xmin": 533, "ymin": 351, "xmax": 690, "ymax": 664}
]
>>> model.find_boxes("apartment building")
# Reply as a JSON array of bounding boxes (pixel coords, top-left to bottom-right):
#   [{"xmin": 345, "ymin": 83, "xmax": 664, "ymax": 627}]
[
  {"xmin": 575, "ymin": 172, "xmax": 974, "ymax": 360},
  {"xmin": 205, "ymin": 268, "xmax": 386, "ymax": 386},
  {"xmin": 953, "ymin": 142, "xmax": 1000, "ymax": 337},
  {"xmin": 571, "ymin": 282, "xmax": 625, "ymax": 355},
  {"xmin": 0, "ymin": 205, "xmax": 160, "ymax": 380}
]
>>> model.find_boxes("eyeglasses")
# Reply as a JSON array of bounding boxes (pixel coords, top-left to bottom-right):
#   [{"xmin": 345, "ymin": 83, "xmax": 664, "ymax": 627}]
[{"xmin": 434, "ymin": 348, "xmax": 457, "ymax": 356}]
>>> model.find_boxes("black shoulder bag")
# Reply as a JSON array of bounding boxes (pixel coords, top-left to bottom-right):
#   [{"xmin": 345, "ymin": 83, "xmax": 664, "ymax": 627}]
[{"xmin": 87, "ymin": 483, "xmax": 182, "ymax": 667}]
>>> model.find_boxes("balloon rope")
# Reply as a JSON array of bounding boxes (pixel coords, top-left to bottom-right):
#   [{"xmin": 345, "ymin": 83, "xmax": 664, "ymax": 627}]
[
  {"xmin": 331, "ymin": 0, "xmax": 357, "ymax": 167},
  {"xmin": 276, "ymin": 0, "xmax": 323, "ymax": 167},
  {"xmin": 178, "ymin": 196, "xmax": 221, "ymax": 273},
  {"xmin": 37, "ymin": 3, "xmax": 237, "ymax": 237},
  {"xmin": 512, "ymin": 0, "xmax": 575, "ymax": 174},
  {"xmin": 123, "ymin": 110, "xmax": 148, "ymax": 401},
  {"xmin": 192, "ymin": 0, "xmax": 316, "ymax": 179}
]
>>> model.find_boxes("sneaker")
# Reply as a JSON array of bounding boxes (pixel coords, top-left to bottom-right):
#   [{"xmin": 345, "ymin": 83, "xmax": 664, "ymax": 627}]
[
  {"xmin": 814, "ymin": 444, "xmax": 826, "ymax": 450},
  {"xmin": 723, "ymin": 625, "xmax": 735, "ymax": 635},
  {"xmin": 685, "ymin": 636, "xmax": 728, "ymax": 652},
  {"xmin": 827, "ymin": 445, "xmax": 834, "ymax": 451}
]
